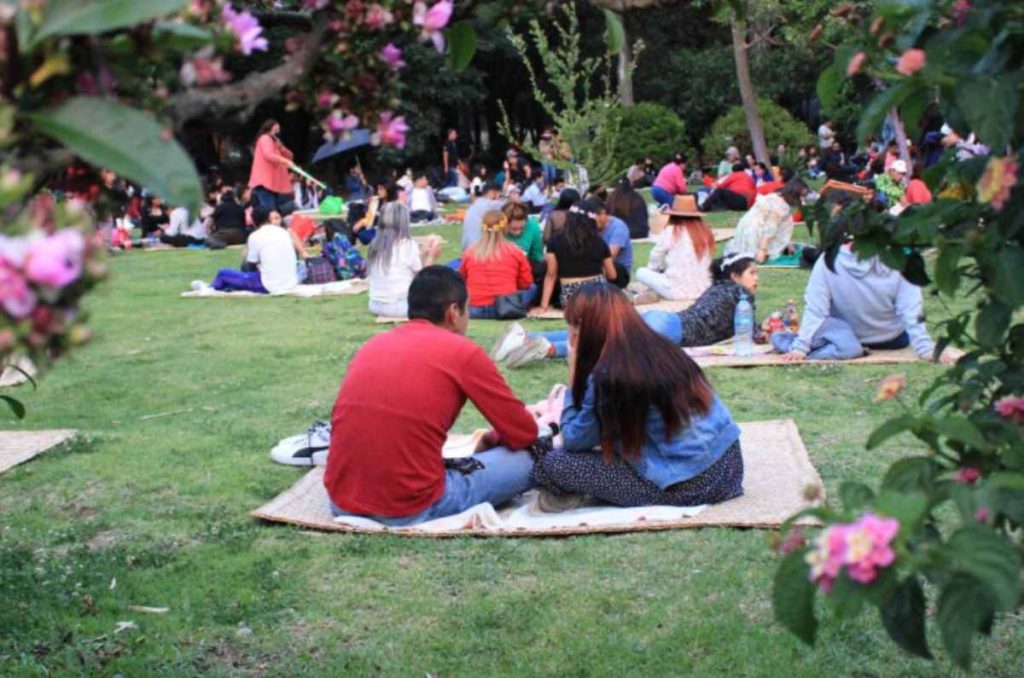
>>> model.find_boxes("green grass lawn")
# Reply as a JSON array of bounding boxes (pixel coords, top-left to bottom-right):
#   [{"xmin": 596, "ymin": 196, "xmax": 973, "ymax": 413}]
[{"xmin": 2, "ymin": 215, "xmax": 1023, "ymax": 676}]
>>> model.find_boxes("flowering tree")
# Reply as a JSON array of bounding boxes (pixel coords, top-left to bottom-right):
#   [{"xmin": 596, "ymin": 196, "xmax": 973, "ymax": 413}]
[
  {"xmin": 772, "ymin": 0, "xmax": 1023, "ymax": 669},
  {"xmin": 0, "ymin": 0, "xmax": 536, "ymax": 416}
]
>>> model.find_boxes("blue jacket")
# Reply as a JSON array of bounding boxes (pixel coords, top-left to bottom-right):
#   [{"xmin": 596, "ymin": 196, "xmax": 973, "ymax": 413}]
[{"xmin": 560, "ymin": 380, "xmax": 740, "ymax": 489}]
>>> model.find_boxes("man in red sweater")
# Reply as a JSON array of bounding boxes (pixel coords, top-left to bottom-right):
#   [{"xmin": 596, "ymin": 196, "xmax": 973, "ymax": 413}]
[
  {"xmin": 324, "ymin": 266, "xmax": 539, "ymax": 526},
  {"xmin": 700, "ymin": 163, "xmax": 757, "ymax": 212}
]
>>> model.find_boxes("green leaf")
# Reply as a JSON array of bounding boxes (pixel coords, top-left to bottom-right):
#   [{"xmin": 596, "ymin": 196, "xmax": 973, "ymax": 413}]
[
  {"xmin": 992, "ymin": 245, "xmax": 1024, "ymax": 307},
  {"xmin": 29, "ymin": 97, "xmax": 202, "ymax": 213},
  {"xmin": 446, "ymin": 21, "xmax": 477, "ymax": 71},
  {"xmin": 943, "ymin": 526, "xmax": 1022, "ymax": 611},
  {"xmin": 932, "ymin": 415, "xmax": 988, "ymax": 450},
  {"xmin": 152, "ymin": 21, "xmax": 213, "ymax": 50},
  {"xmin": 866, "ymin": 415, "xmax": 915, "ymax": 450},
  {"xmin": 602, "ymin": 9, "xmax": 625, "ymax": 55},
  {"xmin": 937, "ymin": 574, "xmax": 995, "ymax": 670},
  {"xmin": 23, "ymin": 0, "xmax": 188, "ymax": 51},
  {"xmin": 882, "ymin": 457, "xmax": 939, "ymax": 493},
  {"xmin": 1, "ymin": 395, "xmax": 26, "ymax": 420},
  {"xmin": 857, "ymin": 82, "xmax": 911, "ymax": 144},
  {"xmin": 839, "ymin": 481, "xmax": 875, "ymax": 512},
  {"xmin": 933, "ymin": 243, "xmax": 963, "ymax": 296},
  {"xmin": 875, "ymin": 491, "xmax": 928, "ymax": 528},
  {"xmin": 828, "ymin": 574, "xmax": 866, "ymax": 620},
  {"xmin": 881, "ymin": 576, "xmax": 932, "ymax": 659},
  {"xmin": 975, "ymin": 300, "xmax": 1011, "ymax": 348},
  {"xmin": 816, "ymin": 65, "xmax": 843, "ymax": 117},
  {"xmin": 902, "ymin": 250, "xmax": 929, "ymax": 287},
  {"xmin": 954, "ymin": 75, "xmax": 1019, "ymax": 151},
  {"xmin": 773, "ymin": 550, "xmax": 817, "ymax": 645}
]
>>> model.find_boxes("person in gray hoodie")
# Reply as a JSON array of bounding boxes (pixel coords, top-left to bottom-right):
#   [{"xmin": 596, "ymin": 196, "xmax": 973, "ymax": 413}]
[{"xmin": 775, "ymin": 245, "xmax": 957, "ymax": 364}]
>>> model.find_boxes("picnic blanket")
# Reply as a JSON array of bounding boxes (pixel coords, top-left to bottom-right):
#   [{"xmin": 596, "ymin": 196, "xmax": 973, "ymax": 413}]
[
  {"xmin": 181, "ymin": 279, "xmax": 368, "ymax": 299},
  {"xmin": 0, "ymin": 430, "xmax": 77, "ymax": 475},
  {"xmin": 251, "ymin": 419, "xmax": 823, "ymax": 537},
  {"xmin": 376, "ymin": 298, "xmax": 695, "ymax": 324},
  {"xmin": 687, "ymin": 344, "xmax": 922, "ymax": 368}
]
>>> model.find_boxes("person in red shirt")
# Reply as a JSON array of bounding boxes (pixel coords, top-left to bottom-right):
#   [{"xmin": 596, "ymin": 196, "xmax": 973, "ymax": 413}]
[
  {"xmin": 460, "ymin": 210, "xmax": 535, "ymax": 318},
  {"xmin": 324, "ymin": 266, "xmax": 540, "ymax": 526},
  {"xmin": 700, "ymin": 163, "xmax": 757, "ymax": 212}
]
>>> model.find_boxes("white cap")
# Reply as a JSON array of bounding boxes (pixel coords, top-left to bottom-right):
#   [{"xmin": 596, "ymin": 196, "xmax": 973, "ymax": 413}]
[
  {"xmin": 940, "ymin": 124, "xmax": 953, "ymax": 136},
  {"xmin": 891, "ymin": 159, "xmax": 908, "ymax": 174}
]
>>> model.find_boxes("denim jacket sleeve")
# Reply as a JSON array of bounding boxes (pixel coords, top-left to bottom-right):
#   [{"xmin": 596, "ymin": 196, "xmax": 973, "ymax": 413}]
[{"xmin": 559, "ymin": 380, "xmax": 602, "ymax": 452}]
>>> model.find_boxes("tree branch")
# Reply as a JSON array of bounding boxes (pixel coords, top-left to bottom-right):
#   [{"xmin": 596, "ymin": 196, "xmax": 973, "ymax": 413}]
[{"xmin": 167, "ymin": 23, "xmax": 328, "ymax": 130}]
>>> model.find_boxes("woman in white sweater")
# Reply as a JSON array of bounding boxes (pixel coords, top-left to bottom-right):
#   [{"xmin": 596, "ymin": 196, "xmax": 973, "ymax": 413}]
[
  {"xmin": 635, "ymin": 197, "xmax": 716, "ymax": 301},
  {"xmin": 366, "ymin": 203, "xmax": 441, "ymax": 317}
]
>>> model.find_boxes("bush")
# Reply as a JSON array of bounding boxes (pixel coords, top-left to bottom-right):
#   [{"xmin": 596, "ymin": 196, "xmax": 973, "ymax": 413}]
[
  {"xmin": 704, "ymin": 99, "xmax": 814, "ymax": 163},
  {"xmin": 602, "ymin": 102, "xmax": 695, "ymax": 177}
]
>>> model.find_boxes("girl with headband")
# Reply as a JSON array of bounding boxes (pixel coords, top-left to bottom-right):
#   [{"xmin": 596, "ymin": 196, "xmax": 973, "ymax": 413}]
[{"xmin": 459, "ymin": 210, "xmax": 535, "ymax": 319}]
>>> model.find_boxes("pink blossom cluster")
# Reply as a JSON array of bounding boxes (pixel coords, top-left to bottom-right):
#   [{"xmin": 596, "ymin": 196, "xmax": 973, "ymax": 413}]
[
  {"xmin": 222, "ymin": 3, "xmax": 268, "ymax": 55},
  {"xmin": 806, "ymin": 513, "xmax": 900, "ymax": 591},
  {"xmin": 376, "ymin": 111, "xmax": 409, "ymax": 149},
  {"xmin": 0, "ymin": 228, "xmax": 86, "ymax": 320},
  {"xmin": 995, "ymin": 396, "xmax": 1024, "ymax": 424}
]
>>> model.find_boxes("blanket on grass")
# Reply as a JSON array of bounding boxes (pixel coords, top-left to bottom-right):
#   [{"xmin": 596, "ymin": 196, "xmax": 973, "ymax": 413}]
[
  {"xmin": 0, "ymin": 430, "xmax": 77, "ymax": 475},
  {"xmin": 181, "ymin": 279, "xmax": 368, "ymax": 299}
]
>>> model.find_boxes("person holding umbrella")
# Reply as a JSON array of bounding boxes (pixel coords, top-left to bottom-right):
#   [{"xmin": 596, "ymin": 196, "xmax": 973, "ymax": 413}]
[{"xmin": 248, "ymin": 119, "xmax": 296, "ymax": 214}]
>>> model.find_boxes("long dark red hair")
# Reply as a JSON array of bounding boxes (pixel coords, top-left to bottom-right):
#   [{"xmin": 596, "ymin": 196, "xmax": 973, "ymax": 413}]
[
  {"xmin": 565, "ymin": 284, "xmax": 714, "ymax": 461},
  {"xmin": 669, "ymin": 215, "xmax": 716, "ymax": 260}
]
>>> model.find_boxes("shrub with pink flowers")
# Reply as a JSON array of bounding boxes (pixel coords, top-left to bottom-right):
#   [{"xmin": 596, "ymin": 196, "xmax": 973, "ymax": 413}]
[{"xmin": 774, "ymin": 0, "xmax": 1024, "ymax": 671}]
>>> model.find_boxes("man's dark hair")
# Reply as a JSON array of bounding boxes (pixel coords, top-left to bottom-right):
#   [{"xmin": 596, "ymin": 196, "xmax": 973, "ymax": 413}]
[
  {"xmin": 779, "ymin": 166, "xmax": 796, "ymax": 183},
  {"xmin": 580, "ymin": 196, "xmax": 608, "ymax": 216},
  {"xmin": 408, "ymin": 266, "xmax": 468, "ymax": 324},
  {"xmin": 484, "ymin": 181, "xmax": 503, "ymax": 195},
  {"xmin": 413, "ymin": 171, "xmax": 428, "ymax": 181},
  {"xmin": 674, "ymin": 153, "xmax": 688, "ymax": 165},
  {"xmin": 251, "ymin": 206, "xmax": 270, "ymax": 226}
]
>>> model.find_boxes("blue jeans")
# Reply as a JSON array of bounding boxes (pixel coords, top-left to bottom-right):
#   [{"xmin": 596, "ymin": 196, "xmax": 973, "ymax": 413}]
[
  {"xmin": 536, "ymin": 311, "xmax": 683, "ymax": 359},
  {"xmin": 864, "ymin": 331, "xmax": 909, "ymax": 351},
  {"xmin": 651, "ymin": 185, "xmax": 674, "ymax": 207},
  {"xmin": 542, "ymin": 162, "xmax": 558, "ymax": 185},
  {"xmin": 252, "ymin": 186, "xmax": 293, "ymax": 214},
  {"xmin": 330, "ymin": 446, "xmax": 537, "ymax": 526},
  {"xmin": 211, "ymin": 269, "xmax": 267, "ymax": 293},
  {"xmin": 770, "ymin": 317, "xmax": 865, "ymax": 360},
  {"xmin": 469, "ymin": 285, "xmax": 537, "ymax": 319}
]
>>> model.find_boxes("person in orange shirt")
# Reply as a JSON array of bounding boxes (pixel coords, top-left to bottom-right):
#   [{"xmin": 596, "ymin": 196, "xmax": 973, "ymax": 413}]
[{"xmin": 248, "ymin": 119, "xmax": 295, "ymax": 214}]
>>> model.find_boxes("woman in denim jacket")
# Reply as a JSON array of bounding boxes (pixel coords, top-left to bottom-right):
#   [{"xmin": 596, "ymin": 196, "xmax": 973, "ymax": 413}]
[{"xmin": 533, "ymin": 283, "xmax": 744, "ymax": 512}]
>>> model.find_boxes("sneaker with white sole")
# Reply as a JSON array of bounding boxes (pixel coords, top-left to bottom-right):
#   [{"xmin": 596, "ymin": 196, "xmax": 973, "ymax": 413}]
[
  {"xmin": 190, "ymin": 279, "xmax": 209, "ymax": 292},
  {"xmin": 270, "ymin": 420, "xmax": 332, "ymax": 466},
  {"xmin": 505, "ymin": 336, "xmax": 552, "ymax": 368},
  {"xmin": 490, "ymin": 322, "xmax": 528, "ymax": 361}
]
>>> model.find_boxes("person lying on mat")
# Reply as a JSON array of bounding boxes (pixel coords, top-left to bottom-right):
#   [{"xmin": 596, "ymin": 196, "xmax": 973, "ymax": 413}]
[
  {"xmin": 324, "ymin": 266, "xmax": 540, "ymax": 527},
  {"xmin": 367, "ymin": 202, "xmax": 441, "ymax": 318},
  {"xmin": 777, "ymin": 243, "xmax": 959, "ymax": 364},
  {"xmin": 192, "ymin": 208, "xmax": 301, "ymax": 294},
  {"xmin": 725, "ymin": 179, "xmax": 809, "ymax": 264},
  {"xmin": 531, "ymin": 284, "xmax": 744, "ymax": 512},
  {"xmin": 495, "ymin": 256, "xmax": 763, "ymax": 368},
  {"xmin": 633, "ymin": 195, "xmax": 714, "ymax": 302}
]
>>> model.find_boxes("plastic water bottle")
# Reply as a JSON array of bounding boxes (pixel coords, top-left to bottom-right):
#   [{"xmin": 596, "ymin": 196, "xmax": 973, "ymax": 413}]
[{"xmin": 734, "ymin": 293, "xmax": 754, "ymax": 357}]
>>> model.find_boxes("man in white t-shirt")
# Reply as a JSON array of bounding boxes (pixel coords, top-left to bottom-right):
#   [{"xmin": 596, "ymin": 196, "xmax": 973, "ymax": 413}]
[
  {"xmin": 818, "ymin": 120, "xmax": 835, "ymax": 150},
  {"xmin": 201, "ymin": 208, "xmax": 300, "ymax": 294}
]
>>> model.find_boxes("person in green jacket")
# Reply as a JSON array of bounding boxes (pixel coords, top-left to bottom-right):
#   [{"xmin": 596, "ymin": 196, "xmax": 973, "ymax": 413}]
[{"xmin": 502, "ymin": 201, "xmax": 545, "ymax": 284}]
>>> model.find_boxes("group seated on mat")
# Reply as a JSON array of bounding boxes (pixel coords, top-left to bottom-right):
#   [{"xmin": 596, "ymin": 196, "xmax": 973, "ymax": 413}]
[
  {"xmin": 317, "ymin": 266, "xmax": 744, "ymax": 526},
  {"xmin": 191, "ymin": 206, "xmax": 368, "ymax": 295}
]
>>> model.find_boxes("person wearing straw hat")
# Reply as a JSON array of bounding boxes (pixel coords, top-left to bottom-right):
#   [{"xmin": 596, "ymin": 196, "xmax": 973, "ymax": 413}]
[{"xmin": 634, "ymin": 195, "xmax": 714, "ymax": 301}]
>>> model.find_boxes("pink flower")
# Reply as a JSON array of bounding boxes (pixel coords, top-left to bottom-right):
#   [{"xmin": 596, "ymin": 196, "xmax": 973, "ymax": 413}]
[
  {"xmin": 954, "ymin": 466, "xmax": 981, "ymax": 485},
  {"xmin": 951, "ymin": 0, "xmax": 970, "ymax": 26},
  {"xmin": 413, "ymin": 0, "xmax": 453, "ymax": 53},
  {"xmin": 222, "ymin": 3, "xmax": 268, "ymax": 55},
  {"xmin": 977, "ymin": 155, "xmax": 1018, "ymax": 211},
  {"xmin": 317, "ymin": 91, "xmax": 338, "ymax": 109},
  {"xmin": 895, "ymin": 48, "xmax": 926, "ymax": 76},
  {"xmin": 376, "ymin": 111, "xmax": 409, "ymax": 149},
  {"xmin": 325, "ymin": 112, "xmax": 359, "ymax": 137},
  {"xmin": 974, "ymin": 507, "xmax": 990, "ymax": 523},
  {"xmin": 806, "ymin": 512, "xmax": 899, "ymax": 591},
  {"xmin": 379, "ymin": 43, "xmax": 406, "ymax": 71},
  {"xmin": 303, "ymin": 0, "xmax": 330, "ymax": 8},
  {"xmin": 0, "ymin": 256, "xmax": 36, "ymax": 319},
  {"xmin": 364, "ymin": 3, "xmax": 394, "ymax": 30},
  {"xmin": 995, "ymin": 396, "xmax": 1024, "ymax": 424},
  {"xmin": 846, "ymin": 51, "xmax": 866, "ymax": 77},
  {"xmin": 875, "ymin": 373, "xmax": 906, "ymax": 402},
  {"xmin": 24, "ymin": 229, "xmax": 85, "ymax": 288},
  {"xmin": 180, "ymin": 49, "xmax": 231, "ymax": 87}
]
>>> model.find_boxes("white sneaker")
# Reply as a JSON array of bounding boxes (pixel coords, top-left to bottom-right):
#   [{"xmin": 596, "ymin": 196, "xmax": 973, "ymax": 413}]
[
  {"xmin": 270, "ymin": 420, "xmax": 331, "ymax": 466},
  {"xmin": 190, "ymin": 280, "xmax": 209, "ymax": 291},
  {"xmin": 505, "ymin": 337, "xmax": 552, "ymax": 368},
  {"xmin": 490, "ymin": 322, "xmax": 527, "ymax": 361}
]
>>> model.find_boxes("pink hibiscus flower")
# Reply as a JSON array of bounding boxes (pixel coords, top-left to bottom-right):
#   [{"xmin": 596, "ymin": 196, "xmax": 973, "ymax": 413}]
[{"xmin": 413, "ymin": 0, "xmax": 453, "ymax": 53}]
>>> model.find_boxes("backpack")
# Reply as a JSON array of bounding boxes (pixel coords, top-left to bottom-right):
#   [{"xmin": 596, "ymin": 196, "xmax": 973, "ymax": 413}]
[{"xmin": 322, "ymin": 234, "xmax": 367, "ymax": 280}]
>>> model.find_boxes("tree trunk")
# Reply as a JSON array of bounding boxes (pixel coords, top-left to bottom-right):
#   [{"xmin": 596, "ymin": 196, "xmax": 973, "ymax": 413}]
[
  {"xmin": 731, "ymin": 20, "xmax": 769, "ymax": 164},
  {"xmin": 617, "ymin": 22, "xmax": 634, "ymax": 105},
  {"xmin": 886, "ymin": 109, "xmax": 912, "ymax": 185}
]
